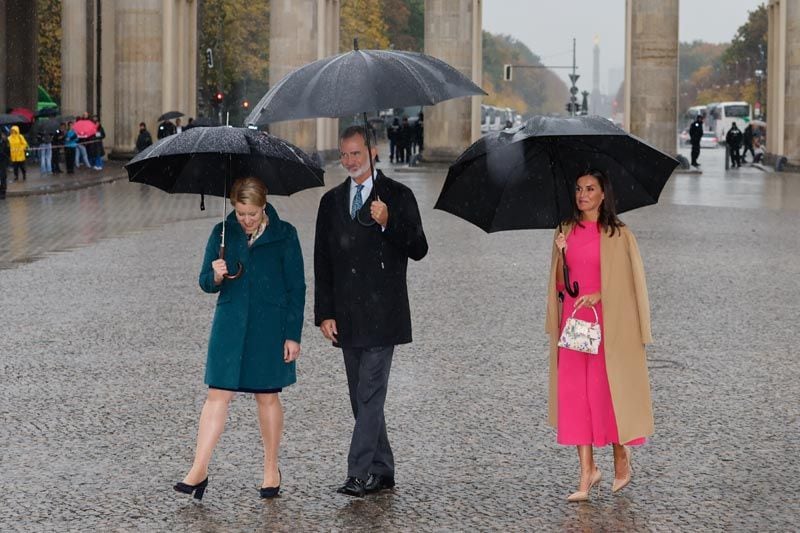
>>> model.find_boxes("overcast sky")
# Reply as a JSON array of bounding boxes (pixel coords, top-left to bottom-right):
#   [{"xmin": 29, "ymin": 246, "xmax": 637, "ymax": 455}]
[{"xmin": 483, "ymin": 0, "xmax": 766, "ymax": 93}]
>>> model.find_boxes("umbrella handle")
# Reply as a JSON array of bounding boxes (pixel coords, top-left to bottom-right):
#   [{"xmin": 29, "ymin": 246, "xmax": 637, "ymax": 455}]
[
  {"xmin": 219, "ymin": 244, "xmax": 244, "ymax": 280},
  {"xmin": 561, "ymin": 249, "xmax": 579, "ymax": 297}
]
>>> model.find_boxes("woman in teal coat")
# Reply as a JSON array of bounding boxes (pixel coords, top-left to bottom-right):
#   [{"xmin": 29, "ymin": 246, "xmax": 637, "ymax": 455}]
[{"xmin": 175, "ymin": 177, "xmax": 305, "ymax": 500}]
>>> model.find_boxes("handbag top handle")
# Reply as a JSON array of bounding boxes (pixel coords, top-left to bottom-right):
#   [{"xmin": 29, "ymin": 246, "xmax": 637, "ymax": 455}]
[{"xmin": 569, "ymin": 305, "xmax": 599, "ymax": 324}]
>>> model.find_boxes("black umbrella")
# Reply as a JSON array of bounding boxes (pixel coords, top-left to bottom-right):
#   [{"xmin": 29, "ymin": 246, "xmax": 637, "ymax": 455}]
[
  {"xmin": 35, "ymin": 107, "xmax": 59, "ymax": 118},
  {"xmin": 158, "ymin": 110, "xmax": 184, "ymax": 121},
  {"xmin": 0, "ymin": 113, "xmax": 27, "ymax": 126},
  {"xmin": 125, "ymin": 126, "xmax": 324, "ymax": 279},
  {"xmin": 434, "ymin": 115, "xmax": 679, "ymax": 296},
  {"xmin": 32, "ymin": 118, "xmax": 60, "ymax": 135},
  {"xmin": 246, "ymin": 39, "xmax": 486, "ymax": 125}
]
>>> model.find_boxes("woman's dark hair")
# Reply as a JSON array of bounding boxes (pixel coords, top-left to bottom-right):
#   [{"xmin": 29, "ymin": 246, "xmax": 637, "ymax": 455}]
[{"xmin": 567, "ymin": 168, "xmax": 625, "ymax": 237}]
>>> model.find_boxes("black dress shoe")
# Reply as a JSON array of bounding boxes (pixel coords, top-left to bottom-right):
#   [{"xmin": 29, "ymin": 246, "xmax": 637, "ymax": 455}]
[
  {"xmin": 336, "ymin": 476, "xmax": 366, "ymax": 497},
  {"xmin": 365, "ymin": 474, "xmax": 395, "ymax": 494},
  {"xmin": 174, "ymin": 477, "xmax": 209, "ymax": 500}
]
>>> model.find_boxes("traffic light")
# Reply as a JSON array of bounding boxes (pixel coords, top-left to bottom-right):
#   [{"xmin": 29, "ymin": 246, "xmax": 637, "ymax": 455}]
[
  {"xmin": 242, "ymin": 99, "xmax": 250, "ymax": 109},
  {"xmin": 215, "ymin": 91, "xmax": 224, "ymax": 103},
  {"xmin": 503, "ymin": 64, "xmax": 512, "ymax": 81},
  {"xmin": 206, "ymin": 48, "xmax": 214, "ymax": 69}
]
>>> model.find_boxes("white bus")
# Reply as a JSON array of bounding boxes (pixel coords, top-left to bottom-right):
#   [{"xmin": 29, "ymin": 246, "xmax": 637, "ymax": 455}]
[
  {"xmin": 481, "ymin": 105, "xmax": 515, "ymax": 134},
  {"xmin": 707, "ymin": 101, "xmax": 751, "ymax": 143}
]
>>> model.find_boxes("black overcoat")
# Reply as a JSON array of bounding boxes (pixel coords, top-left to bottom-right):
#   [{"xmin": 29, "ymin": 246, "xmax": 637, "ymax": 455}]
[{"xmin": 314, "ymin": 170, "xmax": 428, "ymax": 349}]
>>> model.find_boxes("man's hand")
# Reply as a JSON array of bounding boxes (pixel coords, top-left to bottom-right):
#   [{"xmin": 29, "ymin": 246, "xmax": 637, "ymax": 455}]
[
  {"xmin": 320, "ymin": 319, "xmax": 338, "ymax": 343},
  {"xmin": 370, "ymin": 199, "xmax": 389, "ymax": 227},
  {"xmin": 284, "ymin": 340, "xmax": 301, "ymax": 362}
]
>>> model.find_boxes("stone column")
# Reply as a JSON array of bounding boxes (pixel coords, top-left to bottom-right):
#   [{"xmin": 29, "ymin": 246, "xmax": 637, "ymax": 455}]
[
  {"xmin": 0, "ymin": 0, "xmax": 7, "ymax": 110},
  {"xmin": 270, "ymin": 0, "xmax": 325, "ymax": 155},
  {"xmin": 100, "ymin": 0, "xmax": 117, "ymax": 149},
  {"xmin": 423, "ymin": 0, "xmax": 483, "ymax": 162},
  {"xmin": 61, "ymin": 0, "xmax": 89, "ymax": 116},
  {"xmin": 783, "ymin": 0, "xmax": 800, "ymax": 165},
  {"xmin": 315, "ymin": 0, "xmax": 340, "ymax": 159},
  {"xmin": 4, "ymin": 0, "xmax": 38, "ymax": 110},
  {"xmin": 113, "ymin": 0, "xmax": 163, "ymax": 154},
  {"xmin": 624, "ymin": 0, "xmax": 679, "ymax": 156}
]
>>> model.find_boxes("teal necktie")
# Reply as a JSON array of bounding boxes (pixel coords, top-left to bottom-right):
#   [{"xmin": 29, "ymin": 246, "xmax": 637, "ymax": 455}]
[{"xmin": 351, "ymin": 184, "xmax": 364, "ymax": 219}]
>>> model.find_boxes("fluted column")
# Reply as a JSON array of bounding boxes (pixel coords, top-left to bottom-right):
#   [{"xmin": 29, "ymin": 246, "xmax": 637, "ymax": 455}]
[
  {"xmin": 315, "ymin": 0, "xmax": 340, "ymax": 158},
  {"xmin": 783, "ymin": 0, "xmax": 800, "ymax": 165},
  {"xmin": 61, "ymin": 0, "xmax": 89, "ymax": 116},
  {"xmin": 270, "ymin": 0, "xmax": 335, "ymax": 156},
  {"xmin": 767, "ymin": 0, "xmax": 800, "ymax": 165},
  {"xmin": 113, "ymin": 0, "xmax": 163, "ymax": 153},
  {"xmin": 4, "ymin": 0, "xmax": 38, "ymax": 110},
  {"xmin": 424, "ymin": 0, "xmax": 482, "ymax": 162},
  {"xmin": 624, "ymin": 0, "xmax": 679, "ymax": 155},
  {"xmin": 0, "ymin": 0, "xmax": 7, "ymax": 109}
]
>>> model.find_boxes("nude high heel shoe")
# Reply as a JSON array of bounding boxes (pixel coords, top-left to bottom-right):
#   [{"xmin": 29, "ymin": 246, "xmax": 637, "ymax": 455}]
[
  {"xmin": 567, "ymin": 467, "xmax": 602, "ymax": 502},
  {"xmin": 612, "ymin": 446, "xmax": 633, "ymax": 493}
]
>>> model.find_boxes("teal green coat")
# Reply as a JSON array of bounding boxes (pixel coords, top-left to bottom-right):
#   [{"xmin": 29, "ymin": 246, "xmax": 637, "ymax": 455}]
[{"xmin": 199, "ymin": 204, "xmax": 305, "ymax": 391}]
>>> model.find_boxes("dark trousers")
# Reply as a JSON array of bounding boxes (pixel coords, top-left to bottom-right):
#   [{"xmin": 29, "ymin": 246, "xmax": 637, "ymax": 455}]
[
  {"xmin": 65, "ymin": 147, "xmax": 76, "ymax": 173},
  {"xmin": 12, "ymin": 161, "xmax": 26, "ymax": 180},
  {"xmin": 342, "ymin": 345, "xmax": 395, "ymax": 480},
  {"xmin": 389, "ymin": 140, "xmax": 397, "ymax": 161},
  {"xmin": 52, "ymin": 147, "xmax": 62, "ymax": 172},
  {"xmin": 690, "ymin": 144, "xmax": 700, "ymax": 165},
  {"xmin": 0, "ymin": 163, "xmax": 7, "ymax": 198},
  {"xmin": 730, "ymin": 146, "xmax": 741, "ymax": 167},
  {"xmin": 742, "ymin": 143, "xmax": 755, "ymax": 162}
]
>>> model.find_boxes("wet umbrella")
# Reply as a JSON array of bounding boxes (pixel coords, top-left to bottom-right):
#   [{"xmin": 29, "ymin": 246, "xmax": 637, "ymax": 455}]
[
  {"xmin": 246, "ymin": 39, "xmax": 486, "ymax": 126},
  {"xmin": 158, "ymin": 110, "xmax": 184, "ymax": 121},
  {"xmin": 125, "ymin": 126, "xmax": 324, "ymax": 279},
  {"xmin": 434, "ymin": 115, "xmax": 679, "ymax": 296},
  {"xmin": 32, "ymin": 118, "xmax": 60, "ymax": 135},
  {"xmin": 0, "ymin": 113, "xmax": 27, "ymax": 126},
  {"xmin": 73, "ymin": 119, "xmax": 98, "ymax": 138},
  {"xmin": 9, "ymin": 107, "xmax": 34, "ymax": 123}
]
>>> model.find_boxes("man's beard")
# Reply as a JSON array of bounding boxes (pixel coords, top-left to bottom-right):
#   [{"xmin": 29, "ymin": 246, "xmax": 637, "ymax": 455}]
[{"xmin": 345, "ymin": 159, "xmax": 371, "ymax": 179}]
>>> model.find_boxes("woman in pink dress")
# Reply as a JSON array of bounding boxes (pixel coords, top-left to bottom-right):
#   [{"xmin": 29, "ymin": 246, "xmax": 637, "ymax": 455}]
[{"xmin": 546, "ymin": 169, "xmax": 654, "ymax": 502}]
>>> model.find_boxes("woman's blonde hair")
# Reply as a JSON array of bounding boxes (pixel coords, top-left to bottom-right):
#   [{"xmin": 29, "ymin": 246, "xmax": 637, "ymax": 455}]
[{"xmin": 230, "ymin": 177, "xmax": 267, "ymax": 207}]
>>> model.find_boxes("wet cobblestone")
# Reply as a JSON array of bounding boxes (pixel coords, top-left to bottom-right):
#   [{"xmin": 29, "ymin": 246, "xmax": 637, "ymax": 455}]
[{"xmin": 1, "ymin": 151, "xmax": 798, "ymax": 530}]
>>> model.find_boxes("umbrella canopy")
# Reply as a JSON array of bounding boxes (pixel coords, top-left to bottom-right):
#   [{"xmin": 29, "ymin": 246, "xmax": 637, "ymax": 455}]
[
  {"xmin": 9, "ymin": 107, "xmax": 34, "ymax": 123},
  {"xmin": 0, "ymin": 113, "xmax": 27, "ymax": 126},
  {"xmin": 33, "ymin": 118, "xmax": 61, "ymax": 135},
  {"xmin": 125, "ymin": 126, "xmax": 324, "ymax": 198},
  {"xmin": 434, "ymin": 115, "xmax": 679, "ymax": 233},
  {"xmin": 158, "ymin": 110, "xmax": 184, "ymax": 121},
  {"xmin": 245, "ymin": 44, "xmax": 486, "ymax": 125},
  {"xmin": 73, "ymin": 119, "xmax": 98, "ymax": 138},
  {"xmin": 35, "ymin": 107, "xmax": 60, "ymax": 118}
]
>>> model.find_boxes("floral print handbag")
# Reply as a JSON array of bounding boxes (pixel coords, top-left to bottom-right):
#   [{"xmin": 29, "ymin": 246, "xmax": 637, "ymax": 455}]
[{"xmin": 558, "ymin": 305, "xmax": 602, "ymax": 354}]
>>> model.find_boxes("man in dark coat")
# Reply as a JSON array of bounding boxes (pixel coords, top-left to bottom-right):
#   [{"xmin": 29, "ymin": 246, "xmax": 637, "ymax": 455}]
[
  {"xmin": 315, "ymin": 125, "xmax": 428, "ymax": 497},
  {"xmin": 725, "ymin": 122, "xmax": 743, "ymax": 168},
  {"xmin": 741, "ymin": 123, "xmax": 755, "ymax": 163},
  {"xmin": 136, "ymin": 122, "xmax": 153, "ymax": 152},
  {"xmin": 688, "ymin": 114, "xmax": 704, "ymax": 167},
  {"xmin": 0, "ymin": 131, "xmax": 9, "ymax": 199}
]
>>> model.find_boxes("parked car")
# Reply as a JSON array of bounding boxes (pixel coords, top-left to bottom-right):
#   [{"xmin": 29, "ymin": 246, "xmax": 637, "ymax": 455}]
[{"xmin": 700, "ymin": 131, "xmax": 719, "ymax": 148}]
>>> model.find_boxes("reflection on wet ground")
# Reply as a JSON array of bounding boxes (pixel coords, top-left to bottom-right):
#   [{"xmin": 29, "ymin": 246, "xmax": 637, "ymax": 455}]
[{"xmin": 0, "ymin": 153, "xmax": 797, "ymax": 270}]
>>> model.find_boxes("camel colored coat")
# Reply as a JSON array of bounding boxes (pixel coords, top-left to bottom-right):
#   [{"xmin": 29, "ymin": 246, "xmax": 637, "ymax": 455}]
[{"xmin": 545, "ymin": 223, "xmax": 654, "ymax": 444}]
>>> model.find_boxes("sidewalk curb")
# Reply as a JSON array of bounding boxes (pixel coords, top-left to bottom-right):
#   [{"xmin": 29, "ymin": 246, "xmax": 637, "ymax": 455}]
[{"xmin": 6, "ymin": 172, "xmax": 129, "ymax": 198}]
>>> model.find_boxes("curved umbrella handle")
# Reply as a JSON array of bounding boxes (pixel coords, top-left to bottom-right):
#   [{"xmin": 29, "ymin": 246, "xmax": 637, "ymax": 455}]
[
  {"xmin": 219, "ymin": 244, "xmax": 244, "ymax": 281},
  {"xmin": 561, "ymin": 249, "xmax": 579, "ymax": 297}
]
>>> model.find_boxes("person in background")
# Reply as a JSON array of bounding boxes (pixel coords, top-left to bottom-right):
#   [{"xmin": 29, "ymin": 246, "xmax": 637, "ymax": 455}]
[
  {"xmin": 725, "ymin": 122, "xmax": 743, "ymax": 168},
  {"xmin": 176, "ymin": 118, "xmax": 183, "ymax": 134},
  {"xmin": 0, "ymin": 130, "xmax": 9, "ymax": 199},
  {"xmin": 8, "ymin": 125, "xmax": 28, "ymax": 181},
  {"xmin": 92, "ymin": 116, "xmax": 106, "ymax": 170},
  {"xmin": 37, "ymin": 126, "xmax": 53, "ymax": 175},
  {"xmin": 64, "ymin": 122, "xmax": 78, "ymax": 174},
  {"xmin": 741, "ymin": 123, "xmax": 755, "ymax": 164},
  {"xmin": 136, "ymin": 122, "xmax": 153, "ymax": 153},
  {"xmin": 688, "ymin": 114, "xmax": 703, "ymax": 168},
  {"xmin": 51, "ymin": 123, "xmax": 65, "ymax": 174}
]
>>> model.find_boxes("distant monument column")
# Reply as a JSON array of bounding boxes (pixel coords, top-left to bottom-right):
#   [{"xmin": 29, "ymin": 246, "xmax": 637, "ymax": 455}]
[
  {"xmin": 624, "ymin": 0, "xmax": 679, "ymax": 155},
  {"xmin": 269, "ymin": 0, "xmax": 339, "ymax": 160},
  {"xmin": 424, "ymin": 0, "xmax": 483, "ymax": 162},
  {"xmin": 2, "ymin": 0, "xmax": 39, "ymax": 111},
  {"xmin": 591, "ymin": 36, "xmax": 601, "ymax": 116},
  {"xmin": 767, "ymin": 0, "xmax": 800, "ymax": 166}
]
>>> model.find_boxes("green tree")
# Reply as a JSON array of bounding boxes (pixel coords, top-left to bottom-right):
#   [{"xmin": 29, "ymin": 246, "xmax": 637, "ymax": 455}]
[
  {"xmin": 340, "ymin": 0, "xmax": 390, "ymax": 51},
  {"xmin": 383, "ymin": 0, "xmax": 423, "ymax": 51},
  {"xmin": 199, "ymin": 0, "xmax": 270, "ymax": 124},
  {"xmin": 37, "ymin": 0, "xmax": 62, "ymax": 103}
]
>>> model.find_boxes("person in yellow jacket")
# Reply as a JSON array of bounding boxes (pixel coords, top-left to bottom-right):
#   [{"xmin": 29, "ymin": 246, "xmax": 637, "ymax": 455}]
[{"xmin": 8, "ymin": 125, "xmax": 28, "ymax": 181}]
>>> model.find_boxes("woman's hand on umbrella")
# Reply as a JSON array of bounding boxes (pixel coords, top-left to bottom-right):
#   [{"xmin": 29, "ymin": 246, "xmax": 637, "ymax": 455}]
[
  {"xmin": 555, "ymin": 232, "xmax": 567, "ymax": 251},
  {"xmin": 284, "ymin": 340, "xmax": 301, "ymax": 362},
  {"xmin": 574, "ymin": 292, "xmax": 601, "ymax": 309},
  {"xmin": 370, "ymin": 200, "xmax": 389, "ymax": 227},
  {"xmin": 212, "ymin": 259, "xmax": 228, "ymax": 284}
]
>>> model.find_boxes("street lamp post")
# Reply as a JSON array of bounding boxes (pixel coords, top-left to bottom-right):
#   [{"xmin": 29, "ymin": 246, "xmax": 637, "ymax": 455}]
[{"xmin": 754, "ymin": 68, "xmax": 764, "ymax": 120}]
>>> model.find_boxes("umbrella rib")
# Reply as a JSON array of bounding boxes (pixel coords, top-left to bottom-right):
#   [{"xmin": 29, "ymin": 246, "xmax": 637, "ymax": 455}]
[{"xmin": 386, "ymin": 52, "xmax": 439, "ymax": 105}]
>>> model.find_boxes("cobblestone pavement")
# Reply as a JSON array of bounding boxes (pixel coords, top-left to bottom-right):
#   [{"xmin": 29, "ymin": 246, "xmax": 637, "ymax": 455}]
[{"xmin": 1, "ymin": 150, "xmax": 798, "ymax": 531}]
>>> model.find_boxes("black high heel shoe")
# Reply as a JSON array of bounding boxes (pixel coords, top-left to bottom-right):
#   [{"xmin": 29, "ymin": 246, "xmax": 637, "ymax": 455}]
[
  {"xmin": 259, "ymin": 470, "xmax": 281, "ymax": 499},
  {"xmin": 174, "ymin": 477, "xmax": 209, "ymax": 500}
]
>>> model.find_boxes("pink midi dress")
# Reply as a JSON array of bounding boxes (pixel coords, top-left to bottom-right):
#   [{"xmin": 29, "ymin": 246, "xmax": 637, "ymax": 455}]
[{"xmin": 557, "ymin": 221, "xmax": 645, "ymax": 447}]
